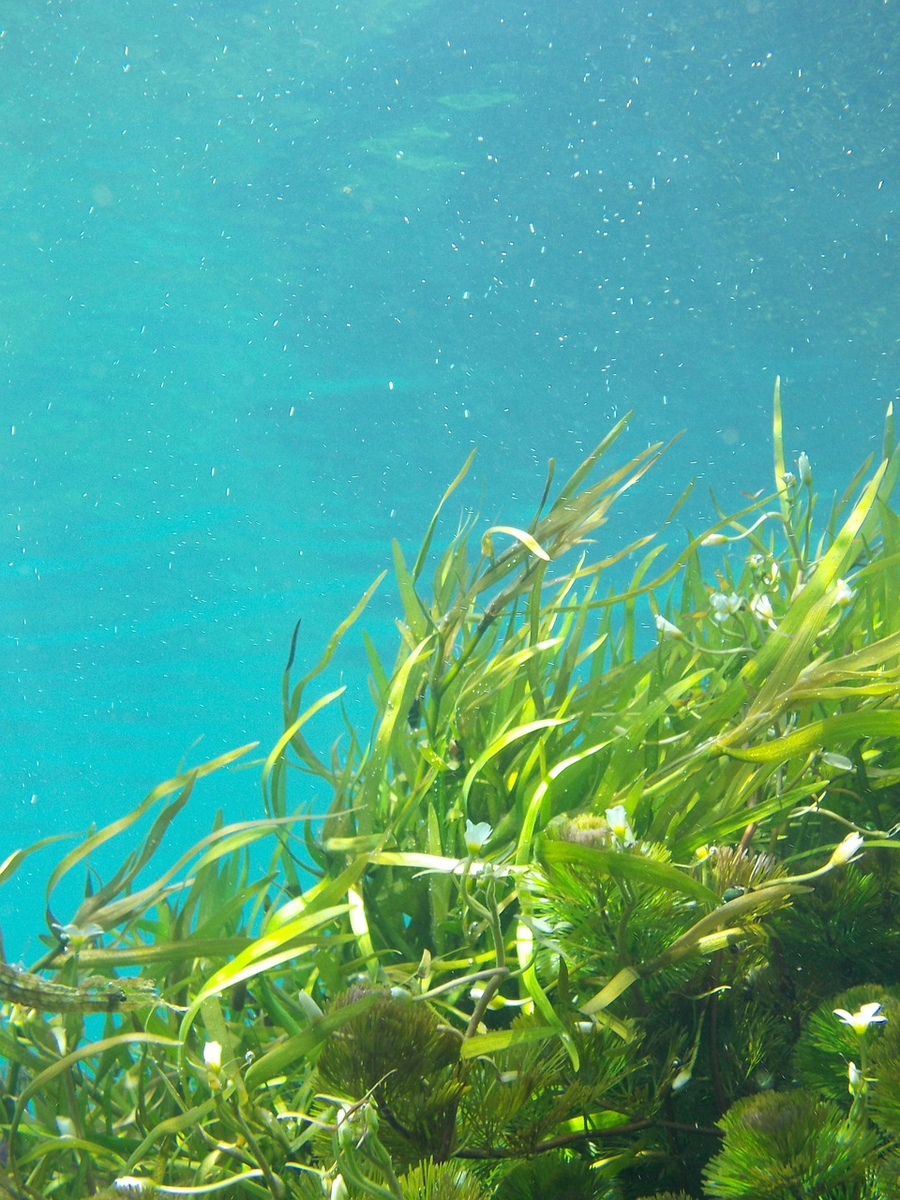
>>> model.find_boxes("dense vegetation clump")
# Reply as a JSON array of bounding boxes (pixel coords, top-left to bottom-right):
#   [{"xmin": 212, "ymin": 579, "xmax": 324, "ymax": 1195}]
[{"xmin": 3, "ymin": 379, "xmax": 900, "ymax": 1199}]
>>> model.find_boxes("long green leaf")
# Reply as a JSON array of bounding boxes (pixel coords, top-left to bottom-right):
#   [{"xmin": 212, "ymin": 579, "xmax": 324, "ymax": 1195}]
[
  {"xmin": 744, "ymin": 462, "xmax": 886, "ymax": 712},
  {"xmin": 461, "ymin": 717, "xmax": 574, "ymax": 806},
  {"xmin": 721, "ymin": 709, "xmax": 900, "ymax": 763},
  {"xmin": 0, "ymin": 833, "xmax": 74, "ymax": 888},
  {"xmin": 45, "ymin": 744, "xmax": 256, "ymax": 925},
  {"xmin": 540, "ymin": 840, "xmax": 720, "ymax": 905},
  {"xmin": 178, "ymin": 904, "xmax": 349, "ymax": 1040},
  {"xmin": 12, "ymin": 1032, "xmax": 181, "ymax": 1142}
]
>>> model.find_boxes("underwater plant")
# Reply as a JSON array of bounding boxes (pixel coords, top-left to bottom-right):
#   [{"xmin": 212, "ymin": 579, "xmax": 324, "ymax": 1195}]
[{"xmin": 2, "ymin": 379, "xmax": 900, "ymax": 1199}]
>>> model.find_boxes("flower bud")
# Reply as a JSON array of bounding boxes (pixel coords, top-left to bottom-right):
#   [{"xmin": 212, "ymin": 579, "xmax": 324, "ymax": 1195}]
[
  {"xmin": 335, "ymin": 1107, "xmax": 354, "ymax": 1150},
  {"xmin": 832, "ymin": 578, "xmax": 855, "ymax": 609},
  {"xmin": 203, "ymin": 1040, "xmax": 223, "ymax": 1090},
  {"xmin": 821, "ymin": 752, "xmax": 853, "ymax": 772},
  {"xmin": 750, "ymin": 593, "xmax": 775, "ymax": 626},
  {"xmin": 672, "ymin": 1066, "xmax": 692, "ymax": 1091},
  {"xmin": 829, "ymin": 831, "xmax": 864, "ymax": 867},
  {"xmin": 330, "ymin": 1174, "xmax": 349, "ymax": 1200},
  {"xmin": 296, "ymin": 990, "xmax": 325, "ymax": 1024},
  {"xmin": 113, "ymin": 1178, "xmax": 155, "ymax": 1197},
  {"xmin": 202, "ymin": 1041, "xmax": 222, "ymax": 1072}
]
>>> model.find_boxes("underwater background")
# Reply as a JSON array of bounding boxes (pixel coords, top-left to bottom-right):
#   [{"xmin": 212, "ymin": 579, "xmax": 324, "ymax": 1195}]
[{"xmin": 2, "ymin": 0, "xmax": 897, "ymax": 951}]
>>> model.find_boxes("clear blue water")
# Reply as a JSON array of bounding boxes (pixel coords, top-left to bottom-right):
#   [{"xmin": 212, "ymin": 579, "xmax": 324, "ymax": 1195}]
[{"xmin": 2, "ymin": 0, "xmax": 897, "ymax": 952}]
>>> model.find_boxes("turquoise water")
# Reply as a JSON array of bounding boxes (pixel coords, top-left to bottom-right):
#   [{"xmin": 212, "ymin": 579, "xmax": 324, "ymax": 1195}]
[{"xmin": 2, "ymin": 0, "xmax": 897, "ymax": 950}]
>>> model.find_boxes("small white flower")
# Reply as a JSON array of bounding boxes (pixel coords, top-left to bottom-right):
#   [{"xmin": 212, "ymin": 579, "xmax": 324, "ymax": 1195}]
[
  {"xmin": 655, "ymin": 614, "xmax": 683, "ymax": 640},
  {"xmin": 53, "ymin": 921, "xmax": 104, "ymax": 950},
  {"xmin": 605, "ymin": 804, "xmax": 635, "ymax": 847},
  {"xmin": 832, "ymin": 578, "xmax": 856, "ymax": 609},
  {"xmin": 829, "ymin": 831, "xmax": 865, "ymax": 867},
  {"xmin": 464, "ymin": 819, "xmax": 492, "ymax": 854},
  {"xmin": 797, "ymin": 451, "xmax": 812, "ymax": 486},
  {"xmin": 709, "ymin": 591, "xmax": 742, "ymax": 623},
  {"xmin": 833, "ymin": 1001, "xmax": 887, "ymax": 1036}
]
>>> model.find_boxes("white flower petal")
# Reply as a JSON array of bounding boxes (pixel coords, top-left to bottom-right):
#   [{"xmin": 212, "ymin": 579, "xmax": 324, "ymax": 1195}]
[
  {"xmin": 834, "ymin": 1001, "xmax": 887, "ymax": 1035},
  {"xmin": 464, "ymin": 819, "xmax": 493, "ymax": 853}
]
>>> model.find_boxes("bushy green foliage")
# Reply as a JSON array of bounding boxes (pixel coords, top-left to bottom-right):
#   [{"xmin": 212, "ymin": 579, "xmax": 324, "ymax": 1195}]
[
  {"xmin": 634, "ymin": 1194, "xmax": 695, "ymax": 1200},
  {"xmin": 493, "ymin": 1152, "xmax": 614, "ymax": 1200},
  {"xmin": 398, "ymin": 1159, "xmax": 489, "ymax": 1200},
  {"xmin": 316, "ymin": 986, "xmax": 463, "ymax": 1165},
  {"xmin": 703, "ymin": 1090, "xmax": 878, "ymax": 1199},
  {"xmin": 793, "ymin": 984, "xmax": 899, "ymax": 1104},
  {"xmin": 2, "ymin": 381, "xmax": 900, "ymax": 1199}
]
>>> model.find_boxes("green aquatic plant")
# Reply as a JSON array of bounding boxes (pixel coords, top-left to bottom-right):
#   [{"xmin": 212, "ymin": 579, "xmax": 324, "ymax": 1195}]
[
  {"xmin": 492, "ymin": 1152, "xmax": 615, "ymax": 1200},
  {"xmin": 702, "ymin": 1089, "xmax": 878, "ymax": 1199},
  {"xmin": 3, "ymin": 380, "xmax": 900, "ymax": 1199},
  {"xmin": 793, "ymin": 985, "xmax": 897, "ymax": 1105},
  {"xmin": 398, "ymin": 1159, "xmax": 489, "ymax": 1200}
]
